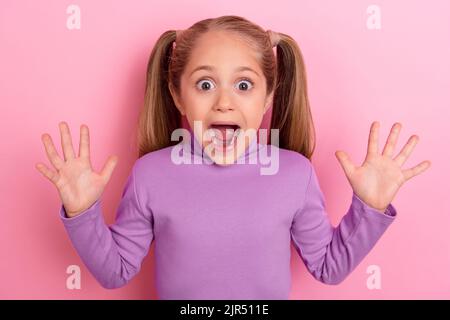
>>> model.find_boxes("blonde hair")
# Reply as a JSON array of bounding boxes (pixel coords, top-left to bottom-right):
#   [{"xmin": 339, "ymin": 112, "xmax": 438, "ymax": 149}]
[{"xmin": 137, "ymin": 15, "xmax": 316, "ymax": 160}]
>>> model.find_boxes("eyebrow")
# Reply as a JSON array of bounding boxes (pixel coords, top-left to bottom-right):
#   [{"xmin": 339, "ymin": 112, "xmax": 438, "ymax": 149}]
[{"xmin": 189, "ymin": 65, "xmax": 260, "ymax": 78}]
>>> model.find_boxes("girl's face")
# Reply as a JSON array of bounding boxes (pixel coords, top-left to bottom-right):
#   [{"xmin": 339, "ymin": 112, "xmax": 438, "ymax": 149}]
[{"xmin": 169, "ymin": 30, "xmax": 273, "ymax": 165}]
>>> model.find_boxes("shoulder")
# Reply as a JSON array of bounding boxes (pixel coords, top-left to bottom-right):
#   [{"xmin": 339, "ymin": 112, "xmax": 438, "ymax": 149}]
[
  {"xmin": 131, "ymin": 144, "xmax": 175, "ymax": 181},
  {"xmin": 256, "ymin": 143, "xmax": 313, "ymax": 187},
  {"xmin": 265, "ymin": 143, "xmax": 312, "ymax": 173},
  {"xmin": 136, "ymin": 144, "xmax": 174, "ymax": 166}
]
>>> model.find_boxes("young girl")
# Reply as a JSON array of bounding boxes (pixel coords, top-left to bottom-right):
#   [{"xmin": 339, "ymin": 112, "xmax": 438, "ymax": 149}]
[{"xmin": 36, "ymin": 15, "xmax": 431, "ymax": 299}]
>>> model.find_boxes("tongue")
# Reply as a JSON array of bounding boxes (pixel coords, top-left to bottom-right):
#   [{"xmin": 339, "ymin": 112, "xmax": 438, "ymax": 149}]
[{"xmin": 211, "ymin": 125, "xmax": 237, "ymax": 142}]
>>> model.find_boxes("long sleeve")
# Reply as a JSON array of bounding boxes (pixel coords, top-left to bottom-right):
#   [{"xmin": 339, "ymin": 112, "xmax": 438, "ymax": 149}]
[
  {"xmin": 59, "ymin": 163, "xmax": 154, "ymax": 289},
  {"xmin": 290, "ymin": 162, "xmax": 397, "ymax": 285}
]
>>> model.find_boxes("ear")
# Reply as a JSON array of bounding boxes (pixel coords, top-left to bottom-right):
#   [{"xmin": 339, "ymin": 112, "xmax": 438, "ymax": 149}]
[
  {"xmin": 263, "ymin": 90, "xmax": 274, "ymax": 114},
  {"xmin": 168, "ymin": 82, "xmax": 185, "ymax": 116}
]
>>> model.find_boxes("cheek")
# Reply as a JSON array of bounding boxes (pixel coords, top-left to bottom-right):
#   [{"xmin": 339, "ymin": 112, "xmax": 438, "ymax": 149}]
[
  {"xmin": 179, "ymin": 80, "xmax": 207, "ymax": 116},
  {"xmin": 243, "ymin": 109, "xmax": 264, "ymax": 127},
  {"xmin": 183, "ymin": 96, "xmax": 210, "ymax": 120}
]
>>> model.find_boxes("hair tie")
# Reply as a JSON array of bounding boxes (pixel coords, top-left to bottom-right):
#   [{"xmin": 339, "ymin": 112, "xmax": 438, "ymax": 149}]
[{"xmin": 267, "ymin": 30, "xmax": 281, "ymax": 47}]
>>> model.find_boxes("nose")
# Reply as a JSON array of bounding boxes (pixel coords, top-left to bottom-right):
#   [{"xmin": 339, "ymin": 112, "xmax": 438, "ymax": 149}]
[{"xmin": 213, "ymin": 88, "xmax": 235, "ymax": 112}]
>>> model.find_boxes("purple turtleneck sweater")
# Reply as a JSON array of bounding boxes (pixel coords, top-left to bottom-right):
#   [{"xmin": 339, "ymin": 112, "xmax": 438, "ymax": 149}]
[{"xmin": 59, "ymin": 132, "xmax": 396, "ymax": 299}]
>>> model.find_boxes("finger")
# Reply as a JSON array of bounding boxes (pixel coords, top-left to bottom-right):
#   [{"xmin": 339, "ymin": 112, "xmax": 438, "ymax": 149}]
[
  {"xmin": 100, "ymin": 155, "xmax": 118, "ymax": 184},
  {"xmin": 382, "ymin": 122, "xmax": 402, "ymax": 158},
  {"xmin": 402, "ymin": 160, "xmax": 431, "ymax": 181},
  {"xmin": 41, "ymin": 133, "xmax": 65, "ymax": 171},
  {"xmin": 35, "ymin": 162, "xmax": 60, "ymax": 185},
  {"xmin": 365, "ymin": 121, "xmax": 379, "ymax": 161},
  {"xmin": 335, "ymin": 150, "xmax": 356, "ymax": 177},
  {"xmin": 59, "ymin": 121, "xmax": 76, "ymax": 161},
  {"xmin": 393, "ymin": 134, "xmax": 419, "ymax": 167},
  {"xmin": 79, "ymin": 124, "xmax": 91, "ymax": 160}
]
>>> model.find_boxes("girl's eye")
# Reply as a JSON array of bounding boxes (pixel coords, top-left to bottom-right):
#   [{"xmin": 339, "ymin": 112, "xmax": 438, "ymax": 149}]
[
  {"xmin": 196, "ymin": 79, "xmax": 215, "ymax": 91},
  {"xmin": 195, "ymin": 78, "xmax": 254, "ymax": 92},
  {"xmin": 236, "ymin": 78, "xmax": 254, "ymax": 91}
]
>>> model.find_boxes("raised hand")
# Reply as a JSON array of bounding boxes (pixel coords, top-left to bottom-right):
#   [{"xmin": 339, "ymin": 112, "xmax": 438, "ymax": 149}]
[
  {"xmin": 335, "ymin": 121, "xmax": 431, "ymax": 213},
  {"xmin": 36, "ymin": 122, "xmax": 118, "ymax": 218}
]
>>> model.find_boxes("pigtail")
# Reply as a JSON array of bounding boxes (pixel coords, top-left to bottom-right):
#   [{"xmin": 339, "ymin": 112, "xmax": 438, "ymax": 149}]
[
  {"xmin": 270, "ymin": 33, "xmax": 316, "ymax": 160},
  {"xmin": 137, "ymin": 30, "xmax": 181, "ymax": 158}
]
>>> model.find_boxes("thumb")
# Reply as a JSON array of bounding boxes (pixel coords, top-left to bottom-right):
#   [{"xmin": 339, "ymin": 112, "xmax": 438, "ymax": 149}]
[
  {"xmin": 100, "ymin": 155, "xmax": 118, "ymax": 184},
  {"xmin": 335, "ymin": 150, "xmax": 355, "ymax": 178}
]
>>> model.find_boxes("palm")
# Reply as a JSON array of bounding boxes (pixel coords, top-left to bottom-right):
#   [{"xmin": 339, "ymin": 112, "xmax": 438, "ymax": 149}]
[
  {"xmin": 56, "ymin": 157, "xmax": 106, "ymax": 215},
  {"xmin": 36, "ymin": 122, "xmax": 118, "ymax": 217},
  {"xmin": 335, "ymin": 122, "xmax": 431, "ymax": 212}
]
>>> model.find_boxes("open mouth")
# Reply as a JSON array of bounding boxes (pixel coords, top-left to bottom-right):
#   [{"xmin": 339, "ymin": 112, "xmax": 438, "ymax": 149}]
[{"xmin": 207, "ymin": 122, "xmax": 242, "ymax": 150}]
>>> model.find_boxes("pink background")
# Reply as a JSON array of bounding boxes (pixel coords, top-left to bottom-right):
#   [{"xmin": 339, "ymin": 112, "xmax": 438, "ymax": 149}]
[{"xmin": 0, "ymin": 0, "xmax": 448, "ymax": 299}]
